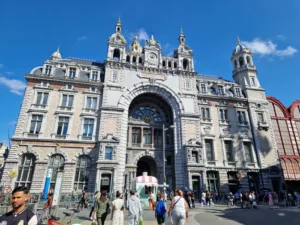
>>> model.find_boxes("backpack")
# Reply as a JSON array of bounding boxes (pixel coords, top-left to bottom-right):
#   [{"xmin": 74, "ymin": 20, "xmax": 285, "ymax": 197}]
[{"xmin": 156, "ymin": 200, "xmax": 166, "ymax": 216}]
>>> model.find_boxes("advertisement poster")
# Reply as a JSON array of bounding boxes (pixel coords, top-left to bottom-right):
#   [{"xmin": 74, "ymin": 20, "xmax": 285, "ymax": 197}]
[{"xmin": 52, "ymin": 172, "xmax": 64, "ymax": 207}]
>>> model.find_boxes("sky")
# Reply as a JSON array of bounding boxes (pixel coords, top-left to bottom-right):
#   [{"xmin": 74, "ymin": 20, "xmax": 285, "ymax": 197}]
[{"xmin": 0, "ymin": 0, "xmax": 299, "ymax": 144}]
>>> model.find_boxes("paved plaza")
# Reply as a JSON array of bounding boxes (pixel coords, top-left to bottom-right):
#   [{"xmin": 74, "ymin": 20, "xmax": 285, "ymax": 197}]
[{"xmin": 51, "ymin": 202, "xmax": 300, "ymax": 225}]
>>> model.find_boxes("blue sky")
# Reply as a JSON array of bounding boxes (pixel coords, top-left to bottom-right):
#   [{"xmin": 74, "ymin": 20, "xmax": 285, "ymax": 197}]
[{"xmin": 0, "ymin": 0, "xmax": 299, "ymax": 144}]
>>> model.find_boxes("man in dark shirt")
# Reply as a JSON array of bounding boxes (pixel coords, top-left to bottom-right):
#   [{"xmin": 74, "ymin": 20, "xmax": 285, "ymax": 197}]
[{"xmin": 0, "ymin": 186, "xmax": 37, "ymax": 225}]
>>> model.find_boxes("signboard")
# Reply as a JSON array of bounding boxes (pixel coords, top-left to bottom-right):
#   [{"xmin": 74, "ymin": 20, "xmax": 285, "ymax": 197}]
[{"xmin": 52, "ymin": 172, "xmax": 64, "ymax": 207}]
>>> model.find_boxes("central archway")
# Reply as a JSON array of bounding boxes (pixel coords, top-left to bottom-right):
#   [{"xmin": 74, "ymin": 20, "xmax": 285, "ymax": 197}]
[{"xmin": 136, "ymin": 156, "xmax": 157, "ymax": 177}]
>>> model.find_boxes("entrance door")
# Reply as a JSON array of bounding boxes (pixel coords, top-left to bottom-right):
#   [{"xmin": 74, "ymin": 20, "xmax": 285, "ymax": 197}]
[
  {"xmin": 100, "ymin": 174, "xmax": 111, "ymax": 194},
  {"xmin": 192, "ymin": 176, "xmax": 200, "ymax": 199},
  {"xmin": 136, "ymin": 156, "xmax": 157, "ymax": 177}
]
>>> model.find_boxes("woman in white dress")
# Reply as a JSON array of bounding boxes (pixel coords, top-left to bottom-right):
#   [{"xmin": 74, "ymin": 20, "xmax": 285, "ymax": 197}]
[{"xmin": 111, "ymin": 191, "xmax": 125, "ymax": 225}]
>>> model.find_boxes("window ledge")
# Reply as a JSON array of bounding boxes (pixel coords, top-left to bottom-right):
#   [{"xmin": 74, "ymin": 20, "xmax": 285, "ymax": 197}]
[
  {"xmin": 23, "ymin": 132, "xmax": 42, "ymax": 138},
  {"xmin": 57, "ymin": 106, "xmax": 73, "ymax": 111},
  {"xmin": 82, "ymin": 108, "xmax": 98, "ymax": 113},
  {"xmin": 51, "ymin": 133, "xmax": 69, "ymax": 139},
  {"xmin": 78, "ymin": 135, "xmax": 95, "ymax": 141}
]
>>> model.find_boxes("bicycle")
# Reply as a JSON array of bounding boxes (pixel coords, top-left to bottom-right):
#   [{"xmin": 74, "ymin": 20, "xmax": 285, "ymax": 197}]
[{"xmin": 41, "ymin": 209, "xmax": 79, "ymax": 225}]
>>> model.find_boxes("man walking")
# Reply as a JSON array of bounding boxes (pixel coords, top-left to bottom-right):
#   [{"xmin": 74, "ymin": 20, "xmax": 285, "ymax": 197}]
[
  {"xmin": 127, "ymin": 190, "xmax": 142, "ymax": 225},
  {"xmin": 0, "ymin": 186, "xmax": 38, "ymax": 225}
]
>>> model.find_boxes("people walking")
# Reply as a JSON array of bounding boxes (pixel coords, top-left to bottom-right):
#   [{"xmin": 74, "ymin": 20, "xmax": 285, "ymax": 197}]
[
  {"xmin": 227, "ymin": 192, "xmax": 234, "ymax": 207},
  {"xmin": 78, "ymin": 190, "xmax": 88, "ymax": 210},
  {"xmin": 168, "ymin": 189, "xmax": 188, "ymax": 225},
  {"xmin": 201, "ymin": 191, "xmax": 206, "ymax": 206},
  {"xmin": 43, "ymin": 189, "xmax": 53, "ymax": 216},
  {"xmin": 268, "ymin": 192, "xmax": 274, "ymax": 208},
  {"xmin": 0, "ymin": 186, "xmax": 38, "ymax": 225},
  {"xmin": 93, "ymin": 191, "xmax": 110, "ymax": 225},
  {"xmin": 127, "ymin": 190, "xmax": 142, "ymax": 225},
  {"xmin": 155, "ymin": 192, "xmax": 168, "ymax": 225},
  {"xmin": 90, "ymin": 191, "xmax": 99, "ymax": 220},
  {"xmin": 111, "ymin": 191, "xmax": 125, "ymax": 225},
  {"xmin": 149, "ymin": 191, "xmax": 155, "ymax": 210}
]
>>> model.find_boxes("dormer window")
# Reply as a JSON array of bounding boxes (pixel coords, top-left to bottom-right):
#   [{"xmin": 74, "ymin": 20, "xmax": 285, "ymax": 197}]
[
  {"xmin": 40, "ymin": 82, "xmax": 48, "ymax": 87},
  {"xmin": 235, "ymin": 88, "xmax": 241, "ymax": 97},
  {"xmin": 45, "ymin": 65, "xmax": 52, "ymax": 75},
  {"xmin": 217, "ymin": 85, "xmax": 224, "ymax": 95},
  {"xmin": 92, "ymin": 71, "xmax": 98, "ymax": 81},
  {"xmin": 66, "ymin": 85, "xmax": 73, "ymax": 90},
  {"xmin": 69, "ymin": 68, "xmax": 76, "ymax": 78},
  {"xmin": 201, "ymin": 84, "xmax": 206, "ymax": 93},
  {"xmin": 90, "ymin": 87, "xmax": 97, "ymax": 92}
]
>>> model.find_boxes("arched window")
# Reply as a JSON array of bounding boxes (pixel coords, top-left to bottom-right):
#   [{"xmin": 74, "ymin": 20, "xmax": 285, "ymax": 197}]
[
  {"xmin": 139, "ymin": 57, "xmax": 142, "ymax": 64},
  {"xmin": 162, "ymin": 60, "xmax": 166, "ymax": 67},
  {"xmin": 239, "ymin": 57, "xmax": 244, "ymax": 67},
  {"xmin": 234, "ymin": 60, "xmax": 237, "ymax": 69},
  {"xmin": 132, "ymin": 56, "xmax": 136, "ymax": 63},
  {"xmin": 126, "ymin": 55, "xmax": 130, "ymax": 62},
  {"xmin": 16, "ymin": 154, "xmax": 36, "ymax": 189},
  {"xmin": 48, "ymin": 154, "xmax": 65, "ymax": 190},
  {"xmin": 113, "ymin": 49, "xmax": 120, "ymax": 60},
  {"xmin": 74, "ymin": 155, "xmax": 91, "ymax": 191},
  {"xmin": 246, "ymin": 56, "xmax": 251, "ymax": 65},
  {"xmin": 168, "ymin": 61, "xmax": 172, "ymax": 68},
  {"xmin": 132, "ymin": 106, "xmax": 162, "ymax": 122},
  {"xmin": 183, "ymin": 59, "xmax": 189, "ymax": 70},
  {"xmin": 174, "ymin": 62, "xmax": 177, "ymax": 68}
]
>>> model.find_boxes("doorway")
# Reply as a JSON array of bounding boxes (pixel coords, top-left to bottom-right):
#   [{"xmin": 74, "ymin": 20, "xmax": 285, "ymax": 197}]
[{"xmin": 136, "ymin": 156, "xmax": 157, "ymax": 177}]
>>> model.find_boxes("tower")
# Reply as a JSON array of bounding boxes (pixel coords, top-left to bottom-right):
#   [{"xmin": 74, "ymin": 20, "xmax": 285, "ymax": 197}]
[
  {"xmin": 231, "ymin": 37, "xmax": 259, "ymax": 89},
  {"xmin": 174, "ymin": 28, "xmax": 194, "ymax": 72},
  {"xmin": 107, "ymin": 18, "xmax": 127, "ymax": 62},
  {"xmin": 143, "ymin": 35, "xmax": 162, "ymax": 68}
]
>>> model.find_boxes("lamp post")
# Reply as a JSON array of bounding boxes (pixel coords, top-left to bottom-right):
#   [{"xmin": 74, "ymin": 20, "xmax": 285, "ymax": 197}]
[{"xmin": 162, "ymin": 124, "xmax": 174, "ymax": 192}]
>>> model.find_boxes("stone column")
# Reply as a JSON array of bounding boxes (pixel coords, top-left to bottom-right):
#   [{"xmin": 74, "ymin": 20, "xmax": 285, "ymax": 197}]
[
  {"xmin": 30, "ymin": 161, "xmax": 48, "ymax": 193},
  {"xmin": 220, "ymin": 138, "xmax": 226, "ymax": 166},
  {"xmin": 201, "ymin": 170, "xmax": 207, "ymax": 191},
  {"xmin": 61, "ymin": 162, "xmax": 76, "ymax": 193}
]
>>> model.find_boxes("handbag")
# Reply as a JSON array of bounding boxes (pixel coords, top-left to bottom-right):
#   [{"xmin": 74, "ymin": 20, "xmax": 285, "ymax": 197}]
[{"xmin": 106, "ymin": 201, "xmax": 111, "ymax": 214}]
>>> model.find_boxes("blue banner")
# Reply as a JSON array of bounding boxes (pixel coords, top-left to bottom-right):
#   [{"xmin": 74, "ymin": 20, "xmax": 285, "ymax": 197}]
[{"xmin": 42, "ymin": 168, "xmax": 52, "ymax": 200}]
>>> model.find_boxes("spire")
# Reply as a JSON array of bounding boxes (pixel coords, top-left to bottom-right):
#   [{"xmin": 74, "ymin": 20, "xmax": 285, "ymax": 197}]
[
  {"xmin": 50, "ymin": 46, "xmax": 62, "ymax": 60},
  {"xmin": 179, "ymin": 27, "xmax": 185, "ymax": 44},
  {"xmin": 237, "ymin": 36, "xmax": 241, "ymax": 45},
  {"xmin": 115, "ymin": 17, "xmax": 122, "ymax": 33}
]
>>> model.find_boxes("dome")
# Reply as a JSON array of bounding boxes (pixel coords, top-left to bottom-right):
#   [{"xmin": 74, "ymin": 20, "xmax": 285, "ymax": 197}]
[
  {"xmin": 51, "ymin": 47, "xmax": 62, "ymax": 60},
  {"xmin": 232, "ymin": 37, "xmax": 250, "ymax": 56},
  {"xmin": 130, "ymin": 35, "xmax": 142, "ymax": 53}
]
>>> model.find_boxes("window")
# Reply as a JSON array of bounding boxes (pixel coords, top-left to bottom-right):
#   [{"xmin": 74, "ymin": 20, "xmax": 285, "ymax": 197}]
[
  {"xmin": 139, "ymin": 57, "xmax": 142, "ymax": 64},
  {"xmin": 48, "ymin": 154, "xmax": 65, "ymax": 190},
  {"xmin": 45, "ymin": 65, "xmax": 52, "ymax": 75},
  {"xmin": 246, "ymin": 56, "xmax": 251, "ymax": 65},
  {"xmin": 86, "ymin": 97, "xmax": 97, "ymax": 109},
  {"xmin": 183, "ymin": 59, "xmax": 189, "ymax": 70},
  {"xmin": 66, "ymin": 85, "xmax": 73, "ymax": 90},
  {"xmin": 174, "ymin": 62, "xmax": 177, "ymax": 68},
  {"xmin": 162, "ymin": 60, "xmax": 166, "ymax": 67},
  {"xmin": 105, "ymin": 147, "xmax": 113, "ymax": 160},
  {"xmin": 29, "ymin": 115, "xmax": 43, "ymax": 134},
  {"xmin": 113, "ymin": 49, "xmax": 120, "ymax": 60},
  {"xmin": 251, "ymin": 77, "xmax": 256, "ymax": 86},
  {"xmin": 132, "ymin": 106, "xmax": 162, "ymax": 122},
  {"xmin": 143, "ymin": 128, "xmax": 152, "ymax": 145},
  {"xmin": 201, "ymin": 108, "xmax": 210, "ymax": 119},
  {"xmin": 219, "ymin": 109, "xmax": 228, "ymax": 120},
  {"xmin": 126, "ymin": 55, "xmax": 130, "ymax": 62},
  {"xmin": 113, "ymin": 71, "xmax": 118, "ymax": 82},
  {"xmin": 36, "ymin": 92, "xmax": 49, "ymax": 105},
  {"xmin": 92, "ymin": 71, "xmax": 98, "ymax": 81},
  {"xmin": 244, "ymin": 142, "xmax": 253, "ymax": 162},
  {"xmin": 234, "ymin": 60, "xmax": 237, "ymax": 69},
  {"xmin": 257, "ymin": 113, "xmax": 264, "ymax": 122},
  {"xmin": 132, "ymin": 128, "xmax": 141, "ymax": 146},
  {"xmin": 132, "ymin": 56, "xmax": 136, "ymax": 63},
  {"xmin": 15, "ymin": 154, "xmax": 36, "ymax": 189},
  {"xmin": 217, "ymin": 86, "xmax": 224, "ymax": 95},
  {"xmin": 69, "ymin": 68, "xmax": 76, "ymax": 78},
  {"xmin": 57, "ymin": 117, "xmax": 69, "ymax": 136},
  {"xmin": 83, "ymin": 118, "xmax": 94, "ymax": 137},
  {"xmin": 61, "ymin": 95, "xmax": 74, "ymax": 108},
  {"xmin": 192, "ymin": 151, "xmax": 199, "ymax": 163},
  {"xmin": 224, "ymin": 141, "xmax": 233, "ymax": 162},
  {"xmin": 74, "ymin": 156, "xmax": 91, "ymax": 191},
  {"xmin": 235, "ymin": 88, "xmax": 241, "ymax": 97},
  {"xmin": 168, "ymin": 61, "xmax": 172, "ymax": 68},
  {"xmin": 185, "ymin": 79, "xmax": 191, "ymax": 90},
  {"xmin": 239, "ymin": 57, "xmax": 244, "ymax": 67},
  {"xmin": 237, "ymin": 111, "xmax": 247, "ymax": 124},
  {"xmin": 205, "ymin": 139, "xmax": 214, "ymax": 161},
  {"xmin": 154, "ymin": 129, "xmax": 162, "ymax": 147},
  {"xmin": 201, "ymin": 84, "xmax": 206, "ymax": 93}
]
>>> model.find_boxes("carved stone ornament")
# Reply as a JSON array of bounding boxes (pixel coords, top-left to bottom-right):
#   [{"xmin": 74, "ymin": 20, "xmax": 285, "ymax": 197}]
[
  {"xmin": 241, "ymin": 129, "xmax": 248, "ymax": 138},
  {"xmin": 223, "ymin": 127, "xmax": 231, "ymax": 136},
  {"xmin": 203, "ymin": 126, "xmax": 211, "ymax": 134}
]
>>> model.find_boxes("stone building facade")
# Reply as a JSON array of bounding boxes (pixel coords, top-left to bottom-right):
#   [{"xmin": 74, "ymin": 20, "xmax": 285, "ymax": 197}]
[
  {"xmin": 1, "ymin": 19, "xmax": 282, "ymax": 196},
  {"xmin": 267, "ymin": 97, "xmax": 300, "ymax": 191}
]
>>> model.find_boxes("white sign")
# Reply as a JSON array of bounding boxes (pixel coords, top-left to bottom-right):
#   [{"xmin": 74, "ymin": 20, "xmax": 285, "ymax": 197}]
[
  {"xmin": 52, "ymin": 172, "xmax": 64, "ymax": 207},
  {"xmin": 158, "ymin": 184, "xmax": 169, "ymax": 187}
]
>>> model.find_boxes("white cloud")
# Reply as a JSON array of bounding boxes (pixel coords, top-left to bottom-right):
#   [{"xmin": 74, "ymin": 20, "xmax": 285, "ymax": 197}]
[
  {"xmin": 0, "ymin": 76, "xmax": 26, "ymax": 95},
  {"xmin": 129, "ymin": 28, "xmax": 149, "ymax": 41},
  {"xmin": 77, "ymin": 36, "xmax": 88, "ymax": 41},
  {"xmin": 241, "ymin": 38, "xmax": 298, "ymax": 57},
  {"xmin": 0, "ymin": 64, "xmax": 3, "ymax": 68}
]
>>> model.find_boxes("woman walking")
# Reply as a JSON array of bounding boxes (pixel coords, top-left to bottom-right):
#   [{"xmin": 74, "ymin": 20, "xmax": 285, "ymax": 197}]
[
  {"xmin": 148, "ymin": 191, "xmax": 155, "ymax": 210},
  {"xmin": 268, "ymin": 192, "xmax": 274, "ymax": 208},
  {"xmin": 168, "ymin": 189, "xmax": 188, "ymax": 225},
  {"xmin": 90, "ymin": 191, "xmax": 99, "ymax": 220},
  {"xmin": 93, "ymin": 191, "xmax": 110, "ymax": 225},
  {"xmin": 111, "ymin": 191, "xmax": 124, "ymax": 225}
]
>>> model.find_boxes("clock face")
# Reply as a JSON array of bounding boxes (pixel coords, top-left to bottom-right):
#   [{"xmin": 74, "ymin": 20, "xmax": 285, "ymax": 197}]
[{"xmin": 148, "ymin": 53, "xmax": 157, "ymax": 60}]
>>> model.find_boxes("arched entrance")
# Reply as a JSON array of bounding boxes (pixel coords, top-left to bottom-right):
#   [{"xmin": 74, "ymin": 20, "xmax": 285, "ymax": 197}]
[{"xmin": 136, "ymin": 156, "xmax": 157, "ymax": 177}]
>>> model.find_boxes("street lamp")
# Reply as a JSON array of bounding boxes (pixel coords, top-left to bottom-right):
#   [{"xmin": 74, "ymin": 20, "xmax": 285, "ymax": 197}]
[{"xmin": 162, "ymin": 124, "xmax": 175, "ymax": 192}]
